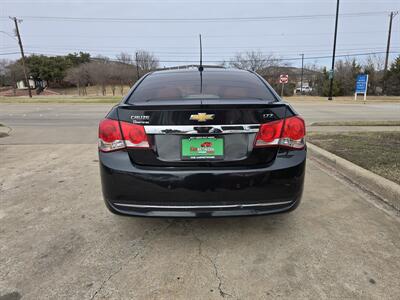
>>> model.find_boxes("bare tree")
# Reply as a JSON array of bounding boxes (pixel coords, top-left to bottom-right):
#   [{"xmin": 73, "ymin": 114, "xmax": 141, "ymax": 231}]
[
  {"xmin": 0, "ymin": 59, "xmax": 8, "ymax": 85},
  {"xmin": 86, "ymin": 60, "xmax": 110, "ymax": 96},
  {"xmin": 108, "ymin": 64, "xmax": 121, "ymax": 96},
  {"xmin": 64, "ymin": 64, "xmax": 90, "ymax": 95},
  {"xmin": 229, "ymin": 51, "xmax": 279, "ymax": 74},
  {"xmin": 116, "ymin": 52, "xmax": 133, "ymax": 65},
  {"xmin": 303, "ymin": 62, "xmax": 325, "ymax": 96},
  {"xmin": 2, "ymin": 61, "xmax": 25, "ymax": 95},
  {"xmin": 363, "ymin": 55, "xmax": 385, "ymax": 95},
  {"xmin": 112, "ymin": 54, "xmax": 137, "ymax": 94},
  {"xmin": 135, "ymin": 50, "xmax": 159, "ymax": 73},
  {"xmin": 118, "ymin": 63, "xmax": 136, "ymax": 95},
  {"xmin": 364, "ymin": 54, "xmax": 385, "ymax": 71}
]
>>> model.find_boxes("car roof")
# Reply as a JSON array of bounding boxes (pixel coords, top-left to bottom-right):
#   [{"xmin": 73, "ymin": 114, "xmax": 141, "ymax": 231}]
[{"xmin": 150, "ymin": 67, "xmax": 252, "ymax": 76}]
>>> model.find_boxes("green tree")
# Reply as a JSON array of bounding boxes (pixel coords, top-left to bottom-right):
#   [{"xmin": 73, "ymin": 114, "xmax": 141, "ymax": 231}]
[
  {"xmin": 23, "ymin": 52, "xmax": 90, "ymax": 87},
  {"xmin": 334, "ymin": 58, "xmax": 362, "ymax": 96},
  {"xmin": 65, "ymin": 52, "xmax": 91, "ymax": 66},
  {"xmin": 385, "ymin": 55, "xmax": 400, "ymax": 95},
  {"xmin": 321, "ymin": 68, "xmax": 339, "ymax": 97}
]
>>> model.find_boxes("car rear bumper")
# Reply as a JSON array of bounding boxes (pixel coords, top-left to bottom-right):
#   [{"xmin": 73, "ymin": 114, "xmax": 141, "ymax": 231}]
[{"xmin": 99, "ymin": 149, "xmax": 306, "ymax": 217}]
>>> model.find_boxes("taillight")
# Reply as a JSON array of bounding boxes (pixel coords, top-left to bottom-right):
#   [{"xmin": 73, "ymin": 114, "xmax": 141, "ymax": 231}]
[
  {"xmin": 98, "ymin": 119, "xmax": 125, "ymax": 152},
  {"xmin": 280, "ymin": 116, "xmax": 306, "ymax": 149},
  {"xmin": 254, "ymin": 116, "xmax": 305, "ymax": 150},
  {"xmin": 254, "ymin": 119, "xmax": 284, "ymax": 147},
  {"xmin": 120, "ymin": 122, "xmax": 149, "ymax": 148},
  {"xmin": 98, "ymin": 119, "xmax": 149, "ymax": 152}
]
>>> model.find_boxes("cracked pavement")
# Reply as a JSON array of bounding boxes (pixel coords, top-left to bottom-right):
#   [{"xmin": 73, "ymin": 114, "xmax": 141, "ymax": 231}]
[{"xmin": 1, "ymin": 144, "xmax": 400, "ymax": 299}]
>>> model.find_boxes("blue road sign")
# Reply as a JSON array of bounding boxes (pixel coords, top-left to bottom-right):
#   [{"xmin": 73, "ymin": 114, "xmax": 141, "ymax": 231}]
[{"xmin": 355, "ymin": 74, "xmax": 368, "ymax": 94}]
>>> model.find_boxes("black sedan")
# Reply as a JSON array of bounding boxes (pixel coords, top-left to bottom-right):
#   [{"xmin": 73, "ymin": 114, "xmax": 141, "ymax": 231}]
[{"xmin": 98, "ymin": 68, "xmax": 306, "ymax": 217}]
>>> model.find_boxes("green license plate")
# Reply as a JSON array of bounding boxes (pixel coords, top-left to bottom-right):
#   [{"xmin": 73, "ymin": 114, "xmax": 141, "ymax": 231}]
[{"xmin": 181, "ymin": 136, "xmax": 224, "ymax": 160}]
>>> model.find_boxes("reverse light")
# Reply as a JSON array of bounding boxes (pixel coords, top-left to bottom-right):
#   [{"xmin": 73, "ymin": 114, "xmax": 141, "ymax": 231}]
[
  {"xmin": 254, "ymin": 116, "xmax": 305, "ymax": 149},
  {"xmin": 98, "ymin": 119, "xmax": 149, "ymax": 152}
]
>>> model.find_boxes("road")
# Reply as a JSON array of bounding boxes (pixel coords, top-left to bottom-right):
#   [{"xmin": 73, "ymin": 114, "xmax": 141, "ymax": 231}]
[
  {"xmin": 0, "ymin": 102, "xmax": 400, "ymax": 299},
  {"xmin": 0, "ymin": 102, "xmax": 399, "ymax": 144}
]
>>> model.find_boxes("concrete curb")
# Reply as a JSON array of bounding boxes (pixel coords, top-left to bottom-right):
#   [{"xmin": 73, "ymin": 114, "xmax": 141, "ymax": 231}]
[{"xmin": 308, "ymin": 142, "xmax": 400, "ymax": 211}]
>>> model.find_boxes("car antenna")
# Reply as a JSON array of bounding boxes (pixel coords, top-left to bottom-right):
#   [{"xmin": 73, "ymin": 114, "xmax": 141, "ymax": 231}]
[
  {"xmin": 198, "ymin": 34, "xmax": 203, "ymax": 72},
  {"xmin": 198, "ymin": 34, "xmax": 203, "ymax": 94}
]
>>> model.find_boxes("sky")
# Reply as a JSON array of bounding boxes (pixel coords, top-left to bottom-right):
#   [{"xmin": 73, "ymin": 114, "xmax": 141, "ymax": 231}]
[{"xmin": 1, "ymin": 0, "xmax": 399, "ymax": 69}]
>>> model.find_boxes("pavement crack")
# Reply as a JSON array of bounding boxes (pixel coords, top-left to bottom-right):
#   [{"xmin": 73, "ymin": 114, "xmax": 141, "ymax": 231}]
[
  {"xmin": 90, "ymin": 265, "xmax": 122, "ymax": 300},
  {"xmin": 90, "ymin": 220, "xmax": 175, "ymax": 299},
  {"xmin": 187, "ymin": 222, "xmax": 233, "ymax": 298},
  {"xmin": 132, "ymin": 219, "xmax": 176, "ymax": 253}
]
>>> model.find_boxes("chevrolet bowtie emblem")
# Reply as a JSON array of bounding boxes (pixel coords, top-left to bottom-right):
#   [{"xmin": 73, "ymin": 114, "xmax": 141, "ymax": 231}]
[{"xmin": 190, "ymin": 113, "xmax": 215, "ymax": 122}]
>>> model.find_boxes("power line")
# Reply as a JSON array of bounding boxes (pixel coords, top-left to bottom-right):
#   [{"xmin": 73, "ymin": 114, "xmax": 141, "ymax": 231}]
[
  {"xmin": 15, "ymin": 50, "xmax": 396, "ymax": 63},
  {"xmin": 11, "ymin": 46, "xmax": 398, "ymax": 59},
  {"xmin": 0, "ymin": 11, "xmax": 390, "ymax": 23},
  {"xmin": 0, "ymin": 51, "xmax": 20, "ymax": 55},
  {"xmin": 21, "ymin": 30, "xmax": 399, "ymax": 39},
  {"xmin": 20, "ymin": 43, "xmax": 400, "ymax": 51},
  {"xmin": 0, "ymin": 30, "xmax": 17, "ymax": 41},
  {"xmin": 19, "ymin": 46, "xmax": 400, "ymax": 58}
]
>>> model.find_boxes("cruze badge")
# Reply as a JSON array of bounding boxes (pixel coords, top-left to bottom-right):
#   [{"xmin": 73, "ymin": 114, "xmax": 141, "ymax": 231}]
[
  {"xmin": 190, "ymin": 113, "xmax": 215, "ymax": 122},
  {"xmin": 131, "ymin": 115, "xmax": 150, "ymax": 124}
]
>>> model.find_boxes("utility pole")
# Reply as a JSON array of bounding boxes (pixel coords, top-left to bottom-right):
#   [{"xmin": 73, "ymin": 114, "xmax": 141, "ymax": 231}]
[
  {"xmin": 328, "ymin": 0, "xmax": 340, "ymax": 101},
  {"xmin": 10, "ymin": 16, "xmax": 32, "ymax": 98},
  {"xmin": 135, "ymin": 51, "xmax": 140, "ymax": 80},
  {"xmin": 384, "ymin": 11, "xmax": 398, "ymax": 73},
  {"xmin": 300, "ymin": 53, "xmax": 304, "ymax": 95}
]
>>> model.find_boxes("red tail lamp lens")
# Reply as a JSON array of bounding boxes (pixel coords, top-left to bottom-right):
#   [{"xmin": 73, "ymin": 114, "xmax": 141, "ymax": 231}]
[
  {"xmin": 98, "ymin": 119, "xmax": 149, "ymax": 151},
  {"xmin": 254, "ymin": 116, "xmax": 306, "ymax": 149},
  {"xmin": 99, "ymin": 119, "xmax": 122, "ymax": 143},
  {"xmin": 283, "ymin": 116, "xmax": 305, "ymax": 140},
  {"xmin": 120, "ymin": 122, "xmax": 149, "ymax": 148},
  {"xmin": 258, "ymin": 120, "xmax": 284, "ymax": 143}
]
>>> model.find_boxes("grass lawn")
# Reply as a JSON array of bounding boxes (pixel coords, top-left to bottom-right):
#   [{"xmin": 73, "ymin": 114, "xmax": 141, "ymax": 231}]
[
  {"xmin": 286, "ymin": 95, "xmax": 400, "ymax": 103},
  {"xmin": 0, "ymin": 96, "xmax": 120, "ymax": 104},
  {"xmin": 310, "ymin": 121, "xmax": 400, "ymax": 126},
  {"xmin": 308, "ymin": 132, "xmax": 400, "ymax": 184}
]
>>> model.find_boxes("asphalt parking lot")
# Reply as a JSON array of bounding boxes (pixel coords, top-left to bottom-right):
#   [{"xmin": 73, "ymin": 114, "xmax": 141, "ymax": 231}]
[{"xmin": 1, "ymin": 102, "xmax": 400, "ymax": 299}]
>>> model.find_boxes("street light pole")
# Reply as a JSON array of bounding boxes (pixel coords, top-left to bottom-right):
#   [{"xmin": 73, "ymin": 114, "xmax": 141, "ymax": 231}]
[
  {"xmin": 135, "ymin": 51, "xmax": 140, "ymax": 80},
  {"xmin": 300, "ymin": 53, "xmax": 304, "ymax": 95},
  {"xmin": 328, "ymin": 0, "xmax": 340, "ymax": 101}
]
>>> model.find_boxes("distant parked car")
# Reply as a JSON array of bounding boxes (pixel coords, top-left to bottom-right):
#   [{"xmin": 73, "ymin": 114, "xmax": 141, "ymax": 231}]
[
  {"xmin": 295, "ymin": 86, "xmax": 313, "ymax": 94},
  {"xmin": 98, "ymin": 68, "xmax": 306, "ymax": 217}
]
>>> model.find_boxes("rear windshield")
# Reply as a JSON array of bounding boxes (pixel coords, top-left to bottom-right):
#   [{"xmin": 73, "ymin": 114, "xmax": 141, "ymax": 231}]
[{"xmin": 127, "ymin": 70, "xmax": 276, "ymax": 103}]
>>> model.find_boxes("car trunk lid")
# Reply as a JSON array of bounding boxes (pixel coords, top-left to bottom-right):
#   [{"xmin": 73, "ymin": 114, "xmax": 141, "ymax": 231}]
[{"xmin": 117, "ymin": 100, "xmax": 288, "ymax": 167}]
